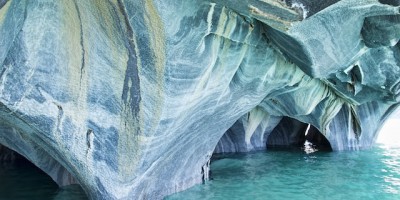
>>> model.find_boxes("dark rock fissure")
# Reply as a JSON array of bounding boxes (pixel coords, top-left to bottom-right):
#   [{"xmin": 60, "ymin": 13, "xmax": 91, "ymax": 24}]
[
  {"xmin": 117, "ymin": 0, "xmax": 141, "ymax": 117},
  {"xmin": 0, "ymin": 144, "xmax": 22, "ymax": 162},
  {"xmin": 304, "ymin": 124, "xmax": 332, "ymax": 151},
  {"xmin": 0, "ymin": 0, "xmax": 8, "ymax": 10},
  {"xmin": 72, "ymin": 0, "xmax": 86, "ymax": 84},
  {"xmin": 379, "ymin": 0, "xmax": 400, "ymax": 6}
]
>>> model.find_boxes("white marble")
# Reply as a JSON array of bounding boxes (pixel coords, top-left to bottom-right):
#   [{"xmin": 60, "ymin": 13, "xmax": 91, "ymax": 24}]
[{"xmin": 0, "ymin": 0, "xmax": 399, "ymax": 199}]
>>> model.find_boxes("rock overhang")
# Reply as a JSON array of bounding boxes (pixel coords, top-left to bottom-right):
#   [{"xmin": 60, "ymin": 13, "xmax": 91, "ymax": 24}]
[{"xmin": 0, "ymin": 0, "xmax": 399, "ymax": 199}]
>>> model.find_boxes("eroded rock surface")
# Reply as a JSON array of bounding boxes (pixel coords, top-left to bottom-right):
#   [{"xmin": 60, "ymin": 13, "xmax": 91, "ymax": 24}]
[{"xmin": 0, "ymin": 0, "xmax": 399, "ymax": 199}]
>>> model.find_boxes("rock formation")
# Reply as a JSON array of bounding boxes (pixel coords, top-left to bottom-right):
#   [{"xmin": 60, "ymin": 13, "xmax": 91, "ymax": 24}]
[{"xmin": 0, "ymin": 0, "xmax": 399, "ymax": 199}]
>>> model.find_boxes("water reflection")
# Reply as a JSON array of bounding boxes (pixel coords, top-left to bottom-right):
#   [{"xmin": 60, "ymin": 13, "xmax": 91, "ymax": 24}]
[{"xmin": 379, "ymin": 146, "xmax": 400, "ymax": 195}]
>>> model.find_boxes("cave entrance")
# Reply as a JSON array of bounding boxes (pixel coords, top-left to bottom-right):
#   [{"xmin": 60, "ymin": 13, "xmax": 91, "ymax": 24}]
[
  {"xmin": 376, "ymin": 107, "xmax": 400, "ymax": 147},
  {"xmin": 0, "ymin": 144, "xmax": 59, "ymax": 199},
  {"xmin": 266, "ymin": 117, "xmax": 332, "ymax": 152},
  {"xmin": 0, "ymin": 144, "xmax": 87, "ymax": 199},
  {"xmin": 208, "ymin": 117, "xmax": 333, "ymax": 186}
]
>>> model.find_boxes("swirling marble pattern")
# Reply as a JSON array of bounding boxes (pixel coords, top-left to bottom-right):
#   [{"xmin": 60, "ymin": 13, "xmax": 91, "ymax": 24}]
[{"xmin": 0, "ymin": 0, "xmax": 399, "ymax": 199}]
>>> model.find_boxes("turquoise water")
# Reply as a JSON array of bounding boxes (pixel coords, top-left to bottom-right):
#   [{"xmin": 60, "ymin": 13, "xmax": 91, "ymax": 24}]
[
  {"xmin": 0, "ymin": 160, "xmax": 87, "ymax": 200},
  {"xmin": 1, "ymin": 144, "xmax": 399, "ymax": 200},
  {"xmin": 167, "ymin": 144, "xmax": 400, "ymax": 200}
]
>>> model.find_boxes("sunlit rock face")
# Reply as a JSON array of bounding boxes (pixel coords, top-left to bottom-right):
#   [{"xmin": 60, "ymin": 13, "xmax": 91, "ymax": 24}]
[{"xmin": 0, "ymin": 0, "xmax": 399, "ymax": 199}]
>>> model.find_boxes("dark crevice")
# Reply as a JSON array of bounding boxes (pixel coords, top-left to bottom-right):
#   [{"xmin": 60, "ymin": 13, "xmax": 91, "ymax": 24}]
[
  {"xmin": 350, "ymin": 105, "xmax": 362, "ymax": 140},
  {"xmin": 379, "ymin": 0, "xmax": 400, "ymax": 6},
  {"xmin": 0, "ymin": 145, "xmax": 23, "ymax": 162},
  {"xmin": 201, "ymin": 159, "xmax": 211, "ymax": 183},
  {"xmin": 86, "ymin": 129, "xmax": 93, "ymax": 155},
  {"xmin": 117, "ymin": 0, "xmax": 141, "ymax": 116},
  {"xmin": 86, "ymin": 129, "xmax": 92, "ymax": 149},
  {"xmin": 0, "ymin": 0, "xmax": 8, "ymax": 10},
  {"xmin": 304, "ymin": 124, "xmax": 332, "ymax": 151},
  {"xmin": 54, "ymin": 103, "xmax": 63, "ymax": 135},
  {"xmin": 72, "ymin": 0, "xmax": 86, "ymax": 85},
  {"xmin": 350, "ymin": 65, "xmax": 362, "ymax": 84},
  {"xmin": 0, "ymin": 66, "xmax": 7, "ymax": 79}
]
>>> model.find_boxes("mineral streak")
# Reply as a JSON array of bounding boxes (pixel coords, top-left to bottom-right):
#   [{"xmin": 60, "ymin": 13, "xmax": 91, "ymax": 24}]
[{"xmin": 0, "ymin": 0, "xmax": 399, "ymax": 199}]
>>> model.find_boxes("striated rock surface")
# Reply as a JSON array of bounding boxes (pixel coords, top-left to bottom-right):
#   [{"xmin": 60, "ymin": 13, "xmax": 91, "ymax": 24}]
[{"xmin": 0, "ymin": 0, "xmax": 399, "ymax": 199}]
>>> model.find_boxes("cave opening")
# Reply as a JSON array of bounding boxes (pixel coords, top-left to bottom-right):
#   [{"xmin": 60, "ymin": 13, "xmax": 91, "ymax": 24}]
[
  {"xmin": 0, "ymin": 144, "xmax": 87, "ymax": 199},
  {"xmin": 209, "ymin": 116, "xmax": 333, "ymax": 181},
  {"xmin": 211, "ymin": 116, "xmax": 333, "ymax": 161},
  {"xmin": 197, "ymin": 116, "xmax": 335, "ymax": 199},
  {"xmin": 0, "ymin": 144, "xmax": 58, "ymax": 198},
  {"xmin": 376, "ymin": 107, "xmax": 400, "ymax": 147},
  {"xmin": 266, "ymin": 117, "xmax": 332, "ymax": 152}
]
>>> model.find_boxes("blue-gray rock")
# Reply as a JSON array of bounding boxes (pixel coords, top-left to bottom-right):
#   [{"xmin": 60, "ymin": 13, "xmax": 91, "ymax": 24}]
[{"xmin": 0, "ymin": 0, "xmax": 399, "ymax": 199}]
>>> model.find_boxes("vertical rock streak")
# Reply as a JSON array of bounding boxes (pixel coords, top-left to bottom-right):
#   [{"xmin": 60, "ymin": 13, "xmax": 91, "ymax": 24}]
[
  {"xmin": 0, "ymin": 1, "xmax": 399, "ymax": 199},
  {"xmin": 117, "ymin": 0, "xmax": 141, "ymax": 118},
  {"xmin": 72, "ymin": 0, "xmax": 86, "ymax": 85}
]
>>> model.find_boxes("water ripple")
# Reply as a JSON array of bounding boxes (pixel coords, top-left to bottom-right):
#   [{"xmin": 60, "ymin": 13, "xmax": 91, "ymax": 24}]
[{"xmin": 167, "ymin": 146, "xmax": 400, "ymax": 200}]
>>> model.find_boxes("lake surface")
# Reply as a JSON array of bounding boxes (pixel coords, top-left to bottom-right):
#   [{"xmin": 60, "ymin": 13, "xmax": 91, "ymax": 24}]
[
  {"xmin": 0, "ymin": 144, "xmax": 399, "ymax": 200},
  {"xmin": 167, "ymin": 144, "xmax": 400, "ymax": 200}
]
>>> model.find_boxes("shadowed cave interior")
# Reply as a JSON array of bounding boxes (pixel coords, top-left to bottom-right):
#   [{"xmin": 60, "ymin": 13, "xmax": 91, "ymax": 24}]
[
  {"xmin": 266, "ymin": 117, "xmax": 332, "ymax": 151},
  {"xmin": 0, "ymin": 145, "xmax": 27, "ymax": 163},
  {"xmin": 0, "ymin": 145, "xmax": 60, "ymax": 196},
  {"xmin": 209, "ymin": 116, "xmax": 333, "ymax": 180},
  {"xmin": 213, "ymin": 116, "xmax": 333, "ymax": 155},
  {"xmin": 0, "ymin": 143, "xmax": 87, "ymax": 199}
]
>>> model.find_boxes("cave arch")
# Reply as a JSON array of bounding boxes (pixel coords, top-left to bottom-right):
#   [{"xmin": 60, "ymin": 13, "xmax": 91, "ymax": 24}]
[
  {"xmin": 0, "ymin": 144, "xmax": 89, "ymax": 199},
  {"xmin": 266, "ymin": 117, "xmax": 332, "ymax": 151},
  {"xmin": 0, "ymin": 144, "xmax": 60, "ymax": 199},
  {"xmin": 376, "ymin": 106, "xmax": 400, "ymax": 146},
  {"xmin": 0, "ymin": 144, "xmax": 58, "ymax": 181},
  {"xmin": 0, "ymin": 123, "xmax": 78, "ymax": 187},
  {"xmin": 213, "ymin": 110, "xmax": 282, "ymax": 154}
]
